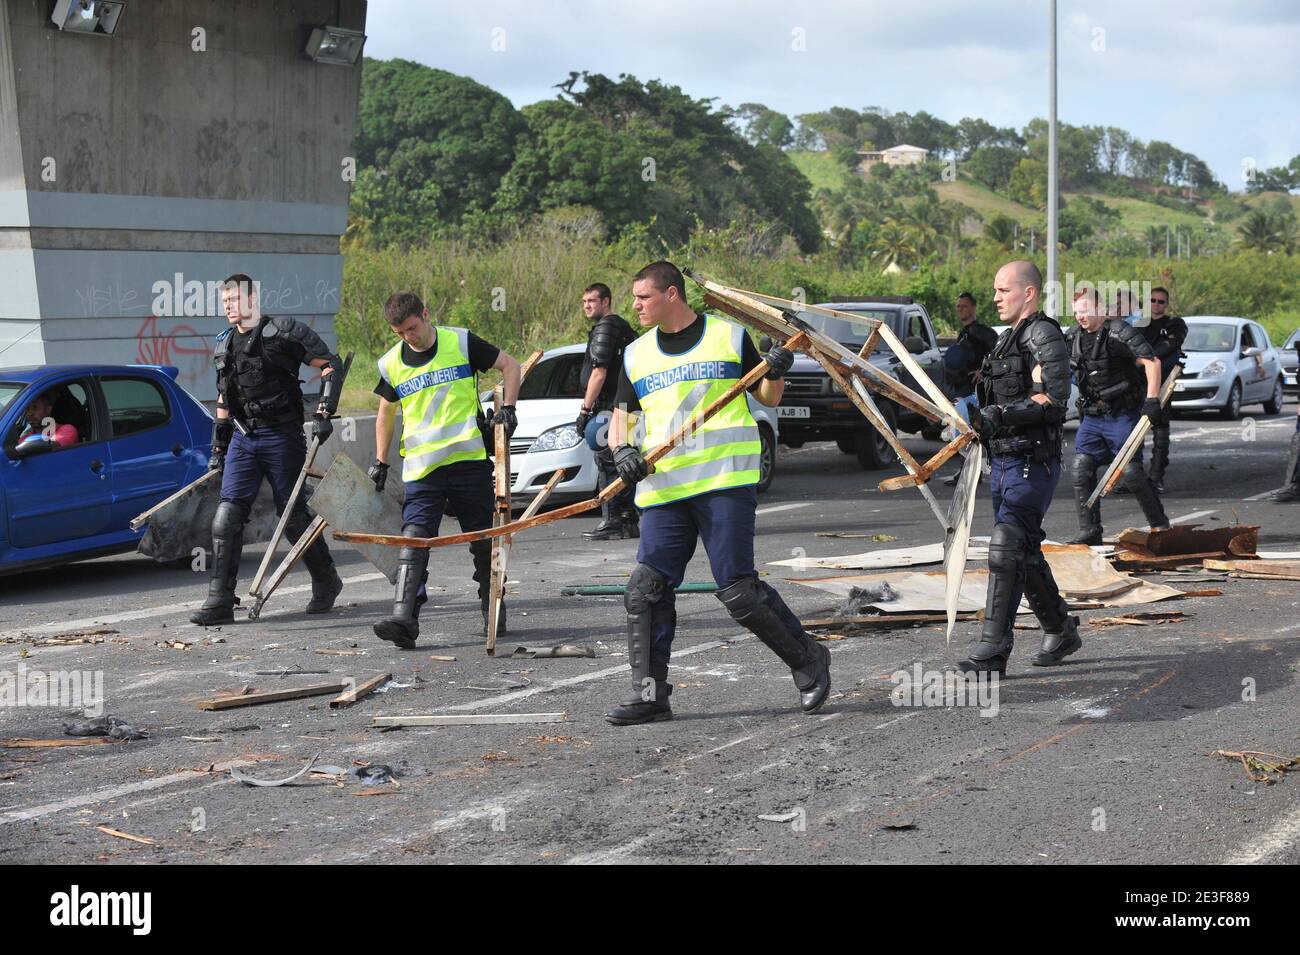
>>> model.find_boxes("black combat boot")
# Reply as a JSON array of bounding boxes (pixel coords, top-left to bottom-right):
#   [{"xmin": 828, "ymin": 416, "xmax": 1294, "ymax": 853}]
[
  {"xmin": 1023, "ymin": 549, "xmax": 1083, "ymax": 666},
  {"xmin": 959, "ymin": 523, "xmax": 1026, "ymax": 676},
  {"xmin": 717, "ymin": 577, "xmax": 831, "ymax": 712},
  {"xmin": 1149, "ymin": 421, "xmax": 1171, "ymax": 492},
  {"xmin": 605, "ymin": 605, "xmax": 673, "ymax": 725},
  {"xmin": 1123, "ymin": 462, "xmax": 1170, "ymax": 531},
  {"xmin": 373, "ymin": 525, "xmax": 428, "ymax": 649},
  {"xmin": 288, "ymin": 508, "xmax": 343, "ymax": 614},
  {"xmin": 1069, "ymin": 452, "xmax": 1104, "ymax": 545},
  {"xmin": 1269, "ymin": 432, "xmax": 1300, "ymax": 503},
  {"xmin": 190, "ymin": 501, "xmax": 247, "ymax": 626}
]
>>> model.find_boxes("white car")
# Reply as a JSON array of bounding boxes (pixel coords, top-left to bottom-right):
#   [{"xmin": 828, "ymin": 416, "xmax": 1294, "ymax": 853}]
[
  {"xmin": 1170, "ymin": 316, "xmax": 1284, "ymax": 419},
  {"xmin": 484, "ymin": 343, "xmax": 780, "ymax": 501}
]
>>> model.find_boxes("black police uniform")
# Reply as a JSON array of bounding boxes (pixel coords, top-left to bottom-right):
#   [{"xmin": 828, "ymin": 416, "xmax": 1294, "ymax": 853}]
[
  {"xmin": 946, "ymin": 320, "xmax": 1000, "ymax": 399},
  {"xmin": 963, "ymin": 312, "xmax": 1076, "ymax": 673},
  {"xmin": 1070, "ymin": 319, "xmax": 1169, "ymax": 543},
  {"xmin": 1138, "ymin": 314, "xmax": 1187, "ymax": 486},
  {"xmin": 579, "ymin": 312, "xmax": 640, "ymax": 540},
  {"xmin": 191, "ymin": 315, "xmax": 343, "ymax": 625}
]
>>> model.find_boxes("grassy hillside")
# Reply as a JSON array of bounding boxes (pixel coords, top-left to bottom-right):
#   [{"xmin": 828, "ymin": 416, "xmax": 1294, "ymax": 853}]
[
  {"xmin": 788, "ymin": 149, "xmax": 853, "ymax": 192},
  {"xmin": 935, "ymin": 177, "xmax": 1037, "ymax": 224}
]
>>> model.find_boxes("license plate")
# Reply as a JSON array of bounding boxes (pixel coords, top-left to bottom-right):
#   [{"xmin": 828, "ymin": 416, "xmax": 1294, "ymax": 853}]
[
  {"xmin": 777, "ymin": 406, "xmax": 810, "ymax": 419},
  {"xmin": 1173, "ymin": 381, "xmax": 1186, "ymax": 392}
]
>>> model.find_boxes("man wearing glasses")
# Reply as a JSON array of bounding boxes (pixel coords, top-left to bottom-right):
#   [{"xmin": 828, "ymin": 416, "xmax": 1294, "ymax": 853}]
[{"xmin": 1138, "ymin": 287, "xmax": 1187, "ymax": 491}]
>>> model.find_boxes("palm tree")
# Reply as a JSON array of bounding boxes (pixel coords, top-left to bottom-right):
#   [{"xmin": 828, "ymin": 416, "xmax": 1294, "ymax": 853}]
[
  {"xmin": 1237, "ymin": 210, "xmax": 1282, "ymax": 252},
  {"xmin": 983, "ymin": 214, "xmax": 1017, "ymax": 251},
  {"xmin": 869, "ymin": 218, "xmax": 918, "ymax": 269},
  {"xmin": 1144, "ymin": 225, "xmax": 1165, "ymax": 256}
]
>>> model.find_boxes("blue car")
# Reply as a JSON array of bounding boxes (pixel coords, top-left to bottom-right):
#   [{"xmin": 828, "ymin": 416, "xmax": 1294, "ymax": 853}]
[{"xmin": 0, "ymin": 364, "xmax": 212, "ymax": 576}]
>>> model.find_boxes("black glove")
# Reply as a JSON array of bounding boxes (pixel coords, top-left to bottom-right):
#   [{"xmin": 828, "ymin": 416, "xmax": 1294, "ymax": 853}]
[
  {"xmin": 208, "ymin": 448, "xmax": 226, "ymax": 472},
  {"xmin": 367, "ymin": 459, "xmax": 389, "ymax": 492},
  {"xmin": 575, "ymin": 406, "xmax": 595, "ymax": 437},
  {"xmin": 612, "ymin": 444, "xmax": 649, "ymax": 484},
  {"xmin": 310, "ymin": 413, "xmax": 334, "ymax": 444},
  {"xmin": 976, "ymin": 405, "xmax": 1004, "ymax": 435},
  {"xmin": 493, "ymin": 405, "xmax": 518, "ymax": 439},
  {"xmin": 763, "ymin": 344, "xmax": 795, "ymax": 380},
  {"xmin": 1140, "ymin": 397, "xmax": 1163, "ymax": 424},
  {"xmin": 209, "ymin": 418, "xmax": 233, "ymax": 471}
]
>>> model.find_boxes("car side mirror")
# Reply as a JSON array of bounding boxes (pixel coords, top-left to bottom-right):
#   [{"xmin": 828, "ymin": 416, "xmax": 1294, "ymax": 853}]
[
  {"xmin": 904, "ymin": 335, "xmax": 926, "ymax": 355},
  {"xmin": 1242, "ymin": 347, "xmax": 1262, "ymax": 358},
  {"xmin": 758, "ymin": 336, "xmax": 772, "ymax": 351},
  {"xmin": 8, "ymin": 439, "xmax": 52, "ymax": 460}
]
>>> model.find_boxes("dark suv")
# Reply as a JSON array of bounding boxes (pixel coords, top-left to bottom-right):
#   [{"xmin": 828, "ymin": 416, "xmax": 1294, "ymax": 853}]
[{"xmin": 771, "ymin": 298, "xmax": 945, "ymax": 469}]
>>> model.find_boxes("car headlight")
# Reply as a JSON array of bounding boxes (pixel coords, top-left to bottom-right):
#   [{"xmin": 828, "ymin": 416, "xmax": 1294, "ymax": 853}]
[
  {"xmin": 830, "ymin": 378, "xmax": 844, "ymax": 394},
  {"xmin": 1201, "ymin": 360, "xmax": 1227, "ymax": 378},
  {"xmin": 528, "ymin": 424, "xmax": 582, "ymax": 454}
]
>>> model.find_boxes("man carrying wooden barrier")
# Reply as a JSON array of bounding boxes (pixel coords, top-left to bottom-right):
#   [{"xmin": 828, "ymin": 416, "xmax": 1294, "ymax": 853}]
[
  {"xmin": 602, "ymin": 261, "xmax": 830, "ymax": 725},
  {"xmin": 368, "ymin": 293, "xmax": 522, "ymax": 649}
]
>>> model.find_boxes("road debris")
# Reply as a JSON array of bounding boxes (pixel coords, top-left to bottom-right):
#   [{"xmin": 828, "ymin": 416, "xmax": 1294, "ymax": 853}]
[
  {"xmin": 64, "ymin": 715, "xmax": 148, "ymax": 741},
  {"xmin": 196, "ymin": 681, "xmax": 349, "ymax": 711},
  {"xmin": 1089, "ymin": 611, "xmax": 1191, "ymax": 628},
  {"xmin": 757, "ymin": 809, "xmax": 803, "ymax": 823},
  {"xmin": 429, "ymin": 655, "xmax": 457, "ymax": 662},
  {"xmin": 2, "ymin": 737, "xmax": 120, "ymax": 749},
  {"xmin": 329, "ymin": 673, "xmax": 393, "ymax": 709},
  {"xmin": 510, "ymin": 644, "xmax": 595, "ymax": 658},
  {"xmin": 1211, "ymin": 749, "xmax": 1300, "ymax": 784},
  {"xmin": 229, "ymin": 752, "xmax": 321, "ymax": 787},
  {"xmin": 96, "ymin": 826, "xmax": 158, "ymax": 846},
  {"xmin": 1113, "ymin": 524, "xmax": 1258, "ymax": 571}
]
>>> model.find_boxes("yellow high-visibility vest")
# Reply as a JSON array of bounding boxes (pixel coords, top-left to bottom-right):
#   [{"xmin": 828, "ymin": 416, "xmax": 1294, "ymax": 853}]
[
  {"xmin": 623, "ymin": 314, "xmax": 760, "ymax": 508},
  {"xmin": 378, "ymin": 326, "xmax": 486, "ymax": 482}
]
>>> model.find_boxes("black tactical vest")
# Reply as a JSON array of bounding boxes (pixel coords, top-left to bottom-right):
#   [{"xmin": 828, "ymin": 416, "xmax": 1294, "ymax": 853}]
[
  {"xmin": 215, "ymin": 317, "xmax": 306, "ymax": 428},
  {"xmin": 1072, "ymin": 325, "xmax": 1142, "ymax": 414}
]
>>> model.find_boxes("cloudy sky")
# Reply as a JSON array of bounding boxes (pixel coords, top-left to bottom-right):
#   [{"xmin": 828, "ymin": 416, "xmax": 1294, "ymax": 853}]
[{"xmin": 363, "ymin": 0, "xmax": 1300, "ymax": 188}]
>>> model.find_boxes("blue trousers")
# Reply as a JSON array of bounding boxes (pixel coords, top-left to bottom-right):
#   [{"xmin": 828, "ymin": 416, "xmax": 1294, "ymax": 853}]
[
  {"xmin": 1076, "ymin": 409, "xmax": 1143, "ymax": 466},
  {"xmin": 635, "ymin": 485, "xmax": 795, "ymax": 666},
  {"xmin": 989, "ymin": 453, "xmax": 1061, "ymax": 547},
  {"xmin": 401, "ymin": 460, "xmax": 495, "ymax": 615}
]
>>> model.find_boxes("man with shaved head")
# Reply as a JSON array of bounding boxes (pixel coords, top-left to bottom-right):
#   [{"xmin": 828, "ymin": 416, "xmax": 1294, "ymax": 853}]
[{"xmin": 962, "ymin": 259, "xmax": 1077, "ymax": 675}]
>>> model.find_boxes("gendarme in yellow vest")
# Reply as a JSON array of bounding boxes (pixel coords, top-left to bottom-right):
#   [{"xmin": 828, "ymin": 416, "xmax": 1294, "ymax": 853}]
[
  {"xmin": 624, "ymin": 314, "xmax": 761, "ymax": 508},
  {"xmin": 379, "ymin": 326, "xmax": 486, "ymax": 482}
]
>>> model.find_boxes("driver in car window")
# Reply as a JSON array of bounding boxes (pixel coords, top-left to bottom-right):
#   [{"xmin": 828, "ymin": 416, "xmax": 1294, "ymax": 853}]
[{"xmin": 16, "ymin": 390, "xmax": 79, "ymax": 452}]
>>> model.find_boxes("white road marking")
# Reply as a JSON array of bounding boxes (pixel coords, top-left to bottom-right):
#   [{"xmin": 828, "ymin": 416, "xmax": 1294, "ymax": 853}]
[
  {"xmin": 0, "ymin": 572, "xmax": 388, "ymax": 640},
  {"xmin": 437, "ymin": 638, "xmax": 740, "ymax": 713},
  {"xmin": 1244, "ymin": 490, "xmax": 1277, "ymax": 501},
  {"xmin": 566, "ymin": 835, "xmax": 654, "ymax": 864},
  {"xmin": 756, "ymin": 501, "xmax": 814, "ymax": 516},
  {"xmin": 0, "ymin": 758, "xmax": 258, "ymax": 826},
  {"xmin": 1170, "ymin": 509, "xmax": 1216, "ymax": 524},
  {"xmin": 1222, "ymin": 802, "xmax": 1300, "ymax": 864}
]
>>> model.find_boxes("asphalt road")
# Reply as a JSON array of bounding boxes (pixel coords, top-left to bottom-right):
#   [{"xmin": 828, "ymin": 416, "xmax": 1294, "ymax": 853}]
[{"xmin": 2, "ymin": 405, "xmax": 1299, "ymax": 864}]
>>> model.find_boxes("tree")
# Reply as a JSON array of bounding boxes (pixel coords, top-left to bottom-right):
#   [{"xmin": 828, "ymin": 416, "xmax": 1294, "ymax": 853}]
[
  {"xmin": 983, "ymin": 214, "xmax": 1017, "ymax": 250},
  {"xmin": 1007, "ymin": 157, "xmax": 1047, "ymax": 208},
  {"xmin": 964, "ymin": 145, "xmax": 1022, "ymax": 191},
  {"xmin": 354, "ymin": 59, "xmax": 527, "ymax": 242},
  {"xmin": 733, "ymin": 103, "xmax": 794, "ymax": 148},
  {"xmin": 868, "ymin": 219, "xmax": 918, "ymax": 269}
]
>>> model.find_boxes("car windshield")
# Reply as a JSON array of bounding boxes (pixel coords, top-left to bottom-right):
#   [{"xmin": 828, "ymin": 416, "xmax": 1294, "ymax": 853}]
[
  {"xmin": 1184, "ymin": 323, "xmax": 1237, "ymax": 352},
  {"xmin": 1285, "ymin": 329, "xmax": 1300, "ymax": 350},
  {"xmin": 796, "ymin": 309, "xmax": 895, "ymax": 346},
  {"xmin": 0, "ymin": 382, "xmax": 24, "ymax": 416}
]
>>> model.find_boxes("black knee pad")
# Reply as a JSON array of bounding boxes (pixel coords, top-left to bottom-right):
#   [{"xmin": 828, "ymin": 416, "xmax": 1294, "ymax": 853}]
[
  {"xmin": 1072, "ymin": 452, "xmax": 1101, "ymax": 489},
  {"xmin": 212, "ymin": 500, "xmax": 250, "ymax": 538},
  {"xmin": 398, "ymin": 524, "xmax": 432, "ymax": 566},
  {"xmin": 625, "ymin": 563, "xmax": 669, "ymax": 615},
  {"xmin": 987, "ymin": 523, "xmax": 1028, "ymax": 573},
  {"xmin": 715, "ymin": 576, "xmax": 764, "ymax": 619},
  {"xmin": 1120, "ymin": 461, "xmax": 1147, "ymax": 491},
  {"xmin": 284, "ymin": 505, "xmax": 312, "ymax": 541}
]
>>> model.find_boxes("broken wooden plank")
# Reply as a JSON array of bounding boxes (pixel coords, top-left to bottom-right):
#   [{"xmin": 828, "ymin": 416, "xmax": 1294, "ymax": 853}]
[
  {"xmin": 1228, "ymin": 572, "xmax": 1300, "ymax": 582},
  {"xmin": 196, "ymin": 681, "xmax": 349, "ymax": 711},
  {"xmin": 1203, "ymin": 558, "xmax": 1300, "ymax": 576},
  {"xmin": 1087, "ymin": 365, "xmax": 1182, "ymax": 505},
  {"xmin": 246, "ymin": 513, "xmax": 329, "ymax": 620},
  {"xmin": 878, "ymin": 431, "xmax": 976, "ymax": 491},
  {"xmin": 2, "ymin": 737, "xmax": 120, "ymax": 749},
  {"xmin": 372, "ymin": 712, "xmax": 568, "ymax": 727},
  {"xmin": 486, "ymin": 383, "xmax": 512, "ymax": 655},
  {"xmin": 334, "ymin": 334, "xmax": 808, "ymax": 552},
  {"xmin": 329, "ymin": 672, "xmax": 393, "ymax": 709},
  {"xmin": 129, "ymin": 470, "xmax": 218, "ymax": 530},
  {"xmin": 518, "ymin": 469, "xmax": 565, "ymax": 522},
  {"xmin": 802, "ymin": 611, "xmax": 979, "ymax": 630}
]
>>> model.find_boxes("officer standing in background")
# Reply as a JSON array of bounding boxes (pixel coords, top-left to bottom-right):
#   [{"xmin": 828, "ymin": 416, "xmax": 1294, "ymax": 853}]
[
  {"xmin": 962, "ymin": 260, "xmax": 1075, "ymax": 674},
  {"xmin": 1068, "ymin": 286, "xmax": 1170, "ymax": 544},
  {"xmin": 367, "ymin": 293, "xmax": 521, "ymax": 649},
  {"xmin": 1139, "ymin": 286, "xmax": 1187, "ymax": 491},
  {"xmin": 575, "ymin": 282, "xmax": 640, "ymax": 541},
  {"xmin": 946, "ymin": 291, "xmax": 1000, "ymax": 400},
  {"xmin": 191, "ymin": 274, "xmax": 344, "ymax": 625},
  {"xmin": 603, "ymin": 261, "xmax": 830, "ymax": 725}
]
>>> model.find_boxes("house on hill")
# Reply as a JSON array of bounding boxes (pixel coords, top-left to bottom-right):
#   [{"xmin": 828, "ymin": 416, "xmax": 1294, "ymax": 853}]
[{"xmin": 857, "ymin": 144, "xmax": 929, "ymax": 177}]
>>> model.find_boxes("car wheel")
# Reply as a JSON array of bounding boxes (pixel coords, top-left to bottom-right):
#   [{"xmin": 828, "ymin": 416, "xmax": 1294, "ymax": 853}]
[
  {"xmin": 1263, "ymin": 377, "xmax": 1284, "ymax": 415},
  {"xmin": 835, "ymin": 436, "xmax": 855, "ymax": 454},
  {"xmin": 1219, "ymin": 380, "xmax": 1242, "ymax": 420},
  {"xmin": 756, "ymin": 424, "xmax": 776, "ymax": 494},
  {"xmin": 855, "ymin": 403, "xmax": 896, "ymax": 470}
]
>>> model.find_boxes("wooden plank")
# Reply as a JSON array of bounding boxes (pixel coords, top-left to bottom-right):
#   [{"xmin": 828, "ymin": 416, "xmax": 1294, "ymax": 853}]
[
  {"xmin": 2, "ymin": 737, "xmax": 119, "ymax": 749},
  {"xmin": 519, "ymin": 348, "xmax": 544, "ymax": 380},
  {"xmin": 329, "ymin": 672, "xmax": 393, "ymax": 709},
  {"xmin": 195, "ymin": 681, "xmax": 349, "ymax": 711},
  {"xmin": 518, "ymin": 469, "xmax": 564, "ymax": 521},
  {"xmin": 878, "ymin": 431, "xmax": 976, "ymax": 491},
  {"xmin": 1088, "ymin": 366, "xmax": 1182, "ymax": 506},
  {"xmin": 97, "ymin": 826, "xmax": 158, "ymax": 846},
  {"xmin": 1203, "ymin": 558, "xmax": 1300, "ymax": 575},
  {"xmin": 246, "ymin": 514, "xmax": 328, "ymax": 620},
  {"xmin": 129, "ymin": 470, "xmax": 218, "ymax": 530},
  {"xmin": 803, "ymin": 611, "xmax": 979, "ymax": 629},
  {"xmin": 486, "ymin": 383, "xmax": 512, "ymax": 655},
  {"xmin": 858, "ymin": 327, "xmax": 883, "ymax": 360},
  {"xmin": 372, "ymin": 712, "xmax": 567, "ymax": 727},
  {"xmin": 333, "ymin": 335, "xmax": 806, "ymax": 552},
  {"xmin": 249, "ymin": 434, "xmax": 321, "ymax": 598}
]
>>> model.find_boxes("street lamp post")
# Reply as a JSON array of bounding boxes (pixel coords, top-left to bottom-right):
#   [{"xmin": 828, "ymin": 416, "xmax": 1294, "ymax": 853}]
[{"xmin": 1047, "ymin": 0, "xmax": 1058, "ymax": 316}]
